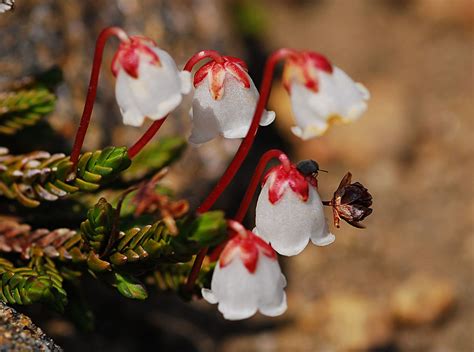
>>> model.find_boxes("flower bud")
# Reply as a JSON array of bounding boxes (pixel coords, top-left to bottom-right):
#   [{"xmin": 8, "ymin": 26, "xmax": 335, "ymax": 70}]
[
  {"xmin": 189, "ymin": 56, "xmax": 275, "ymax": 145},
  {"xmin": 202, "ymin": 221, "xmax": 287, "ymax": 320},
  {"xmin": 326, "ymin": 172, "xmax": 373, "ymax": 228},
  {"xmin": 112, "ymin": 36, "xmax": 191, "ymax": 127},
  {"xmin": 283, "ymin": 51, "xmax": 369, "ymax": 140},
  {"xmin": 255, "ymin": 155, "xmax": 334, "ymax": 256}
]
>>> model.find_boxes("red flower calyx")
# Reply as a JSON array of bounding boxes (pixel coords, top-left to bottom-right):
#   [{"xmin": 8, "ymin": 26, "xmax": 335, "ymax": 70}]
[
  {"xmin": 263, "ymin": 154, "xmax": 312, "ymax": 205},
  {"xmin": 193, "ymin": 55, "xmax": 250, "ymax": 100},
  {"xmin": 111, "ymin": 36, "xmax": 161, "ymax": 79},
  {"xmin": 283, "ymin": 51, "xmax": 333, "ymax": 93},
  {"xmin": 219, "ymin": 220, "xmax": 276, "ymax": 273}
]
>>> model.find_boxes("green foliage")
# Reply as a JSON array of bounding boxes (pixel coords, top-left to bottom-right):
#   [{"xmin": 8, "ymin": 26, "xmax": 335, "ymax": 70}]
[
  {"xmin": 0, "ymin": 197, "xmax": 227, "ymax": 306},
  {"xmin": 76, "ymin": 198, "xmax": 226, "ymax": 273},
  {"xmin": 112, "ymin": 272, "xmax": 148, "ymax": 300},
  {"xmin": 185, "ymin": 211, "xmax": 228, "ymax": 247},
  {"xmin": 0, "ymin": 71, "xmax": 228, "ymax": 323},
  {"xmin": 80, "ymin": 198, "xmax": 114, "ymax": 252},
  {"xmin": 123, "ymin": 137, "xmax": 187, "ymax": 182},
  {"xmin": 0, "ymin": 256, "xmax": 67, "ymax": 311},
  {"xmin": 153, "ymin": 262, "xmax": 214, "ymax": 297},
  {"xmin": 0, "ymin": 89, "xmax": 56, "ymax": 135},
  {"xmin": 0, "ymin": 146, "xmax": 131, "ymax": 207}
]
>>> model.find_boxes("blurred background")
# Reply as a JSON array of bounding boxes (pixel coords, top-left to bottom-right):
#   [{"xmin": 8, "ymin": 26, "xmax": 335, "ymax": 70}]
[{"xmin": 0, "ymin": 0, "xmax": 473, "ymax": 351}]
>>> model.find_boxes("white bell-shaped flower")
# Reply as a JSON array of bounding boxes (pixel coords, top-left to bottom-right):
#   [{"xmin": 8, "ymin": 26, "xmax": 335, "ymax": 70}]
[
  {"xmin": 112, "ymin": 36, "xmax": 191, "ymax": 127},
  {"xmin": 255, "ymin": 156, "xmax": 335, "ymax": 256},
  {"xmin": 202, "ymin": 221, "xmax": 287, "ymax": 321},
  {"xmin": 189, "ymin": 56, "xmax": 275, "ymax": 145},
  {"xmin": 0, "ymin": 0, "xmax": 14, "ymax": 13},
  {"xmin": 283, "ymin": 51, "xmax": 370, "ymax": 140}
]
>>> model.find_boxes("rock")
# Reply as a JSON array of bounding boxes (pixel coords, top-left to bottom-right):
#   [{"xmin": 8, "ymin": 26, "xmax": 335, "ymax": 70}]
[
  {"xmin": 297, "ymin": 293, "xmax": 394, "ymax": 351},
  {"xmin": 391, "ymin": 275, "xmax": 456, "ymax": 326},
  {"xmin": 0, "ymin": 301, "xmax": 62, "ymax": 352}
]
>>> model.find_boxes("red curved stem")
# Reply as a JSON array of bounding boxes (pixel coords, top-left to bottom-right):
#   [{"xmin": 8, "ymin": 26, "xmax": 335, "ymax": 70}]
[
  {"xmin": 209, "ymin": 149, "xmax": 286, "ymax": 262},
  {"xmin": 186, "ymin": 48, "xmax": 297, "ymax": 293},
  {"xmin": 196, "ymin": 48, "xmax": 297, "ymax": 214},
  {"xmin": 70, "ymin": 26, "xmax": 129, "ymax": 165},
  {"xmin": 185, "ymin": 247, "xmax": 208, "ymax": 291},
  {"xmin": 183, "ymin": 50, "xmax": 224, "ymax": 72},
  {"xmin": 235, "ymin": 149, "xmax": 286, "ymax": 222},
  {"xmin": 127, "ymin": 117, "xmax": 168, "ymax": 159}
]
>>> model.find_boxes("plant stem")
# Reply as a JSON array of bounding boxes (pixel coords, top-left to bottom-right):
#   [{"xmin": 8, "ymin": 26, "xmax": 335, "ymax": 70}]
[
  {"xmin": 70, "ymin": 27, "xmax": 129, "ymax": 166},
  {"xmin": 186, "ymin": 49, "xmax": 297, "ymax": 292},
  {"xmin": 208, "ymin": 149, "xmax": 286, "ymax": 261},
  {"xmin": 234, "ymin": 149, "xmax": 286, "ymax": 222},
  {"xmin": 196, "ymin": 48, "xmax": 297, "ymax": 214},
  {"xmin": 183, "ymin": 50, "xmax": 224, "ymax": 71},
  {"xmin": 127, "ymin": 117, "xmax": 168, "ymax": 159}
]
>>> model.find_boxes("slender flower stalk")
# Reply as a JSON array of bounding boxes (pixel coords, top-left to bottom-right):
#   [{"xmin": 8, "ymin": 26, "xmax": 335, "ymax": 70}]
[
  {"xmin": 71, "ymin": 27, "xmax": 130, "ymax": 166},
  {"xmin": 186, "ymin": 49, "xmax": 297, "ymax": 292},
  {"xmin": 235, "ymin": 149, "xmax": 286, "ymax": 222},
  {"xmin": 183, "ymin": 50, "xmax": 225, "ymax": 71},
  {"xmin": 208, "ymin": 149, "xmax": 286, "ymax": 263},
  {"xmin": 197, "ymin": 48, "xmax": 297, "ymax": 214},
  {"xmin": 127, "ymin": 117, "xmax": 168, "ymax": 159}
]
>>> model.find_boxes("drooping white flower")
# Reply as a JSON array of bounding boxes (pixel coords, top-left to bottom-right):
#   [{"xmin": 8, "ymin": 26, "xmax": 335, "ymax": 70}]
[
  {"xmin": 255, "ymin": 156, "xmax": 335, "ymax": 256},
  {"xmin": 112, "ymin": 36, "xmax": 191, "ymax": 127},
  {"xmin": 0, "ymin": 0, "xmax": 14, "ymax": 13},
  {"xmin": 283, "ymin": 51, "xmax": 370, "ymax": 140},
  {"xmin": 202, "ymin": 221, "xmax": 287, "ymax": 321},
  {"xmin": 189, "ymin": 56, "xmax": 275, "ymax": 145}
]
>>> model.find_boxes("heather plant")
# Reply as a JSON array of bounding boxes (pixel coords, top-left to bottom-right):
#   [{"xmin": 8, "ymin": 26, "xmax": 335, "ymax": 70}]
[{"xmin": 0, "ymin": 26, "xmax": 372, "ymax": 324}]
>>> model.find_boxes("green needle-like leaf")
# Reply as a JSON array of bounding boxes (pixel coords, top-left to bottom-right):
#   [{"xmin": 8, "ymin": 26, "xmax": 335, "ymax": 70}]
[
  {"xmin": 123, "ymin": 137, "xmax": 186, "ymax": 182},
  {"xmin": 0, "ymin": 146, "xmax": 131, "ymax": 207},
  {"xmin": 113, "ymin": 272, "xmax": 148, "ymax": 300},
  {"xmin": 0, "ymin": 89, "xmax": 56, "ymax": 135}
]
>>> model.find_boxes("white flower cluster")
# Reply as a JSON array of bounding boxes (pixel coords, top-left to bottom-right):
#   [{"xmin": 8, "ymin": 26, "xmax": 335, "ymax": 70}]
[
  {"xmin": 111, "ymin": 39, "xmax": 369, "ymax": 143},
  {"xmin": 108, "ymin": 34, "xmax": 371, "ymax": 321},
  {"xmin": 201, "ymin": 157, "xmax": 336, "ymax": 320}
]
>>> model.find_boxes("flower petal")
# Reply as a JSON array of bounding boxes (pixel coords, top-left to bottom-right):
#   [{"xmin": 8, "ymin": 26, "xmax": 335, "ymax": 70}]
[
  {"xmin": 188, "ymin": 99, "xmax": 221, "ymax": 145},
  {"xmin": 115, "ymin": 71, "xmax": 146, "ymax": 127},
  {"xmin": 289, "ymin": 65, "xmax": 369, "ymax": 139},
  {"xmin": 212, "ymin": 260, "xmax": 259, "ymax": 320},
  {"xmin": 255, "ymin": 256, "xmax": 287, "ymax": 317},
  {"xmin": 256, "ymin": 184, "xmax": 326, "ymax": 256},
  {"xmin": 189, "ymin": 70, "xmax": 274, "ymax": 144},
  {"xmin": 224, "ymin": 61, "xmax": 250, "ymax": 89},
  {"xmin": 114, "ymin": 46, "xmax": 187, "ymax": 126},
  {"xmin": 179, "ymin": 70, "xmax": 192, "ymax": 95},
  {"xmin": 201, "ymin": 288, "xmax": 218, "ymax": 304},
  {"xmin": 204, "ymin": 244, "xmax": 287, "ymax": 320},
  {"xmin": 208, "ymin": 63, "xmax": 226, "ymax": 100},
  {"xmin": 310, "ymin": 219, "xmax": 335, "ymax": 246}
]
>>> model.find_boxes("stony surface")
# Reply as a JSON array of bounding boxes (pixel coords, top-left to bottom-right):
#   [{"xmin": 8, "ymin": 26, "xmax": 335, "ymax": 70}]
[
  {"xmin": 0, "ymin": 302, "xmax": 62, "ymax": 352},
  {"xmin": 391, "ymin": 275, "xmax": 456, "ymax": 326},
  {"xmin": 298, "ymin": 294, "xmax": 394, "ymax": 351}
]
